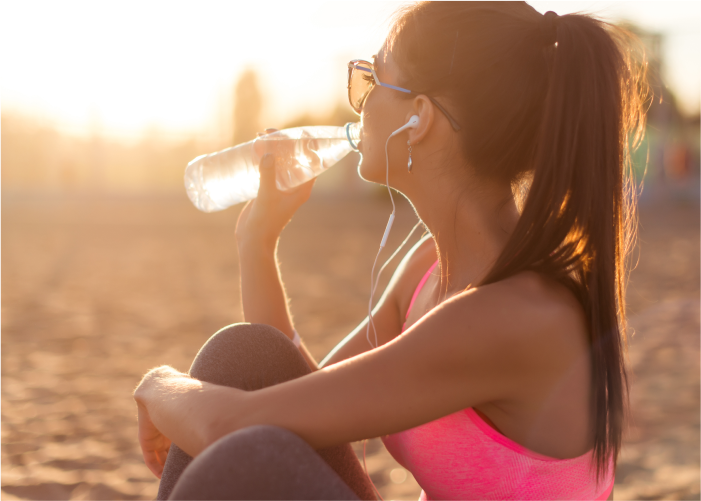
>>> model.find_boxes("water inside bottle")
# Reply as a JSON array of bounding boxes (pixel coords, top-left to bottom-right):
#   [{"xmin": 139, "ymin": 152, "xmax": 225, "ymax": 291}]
[
  {"xmin": 253, "ymin": 134, "xmax": 354, "ymax": 191},
  {"xmin": 186, "ymin": 134, "xmax": 354, "ymax": 212}
]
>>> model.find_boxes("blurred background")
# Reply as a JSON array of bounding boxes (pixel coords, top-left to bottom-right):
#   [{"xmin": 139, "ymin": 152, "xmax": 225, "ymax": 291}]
[{"xmin": 1, "ymin": 1, "xmax": 699, "ymax": 500}]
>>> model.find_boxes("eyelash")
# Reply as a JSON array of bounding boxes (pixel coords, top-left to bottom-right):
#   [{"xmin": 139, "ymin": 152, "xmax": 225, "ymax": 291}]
[{"xmin": 362, "ymin": 73, "xmax": 375, "ymax": 84}]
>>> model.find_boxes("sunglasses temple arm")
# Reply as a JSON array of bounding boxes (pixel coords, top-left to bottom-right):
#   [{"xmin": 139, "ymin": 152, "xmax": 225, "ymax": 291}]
[{"xmin": 427, "ymin": 96, "xmax": 462, "ymax": 132}]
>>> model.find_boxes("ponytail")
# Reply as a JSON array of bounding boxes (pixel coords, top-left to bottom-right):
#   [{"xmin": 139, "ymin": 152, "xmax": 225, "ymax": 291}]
[
  {"xmin": 478, "ymin": 13, "xmax": 648, "ymax": 481},
  {"xmin": 388, "ymin": 2, "xmax": 649, "ymax": 481}
]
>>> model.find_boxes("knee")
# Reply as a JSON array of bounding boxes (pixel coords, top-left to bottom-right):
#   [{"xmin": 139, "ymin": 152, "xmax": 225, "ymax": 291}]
[
  {"xmin": 196, "ymin": 323, "xmax": 288, "ymax": 358},
  {"xmin": 169, "ymin": 426, "xmax": 301, "ymax": 500},
  {"xmin": 189, "ymin": 323, "xmax": 310, "ymax": 388}
]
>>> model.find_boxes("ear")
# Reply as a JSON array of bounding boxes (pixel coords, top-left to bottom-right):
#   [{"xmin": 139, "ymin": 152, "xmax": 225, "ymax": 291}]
[{"xmin": 406, "ymin": 95, "xmax": 434, "ymax": 145}]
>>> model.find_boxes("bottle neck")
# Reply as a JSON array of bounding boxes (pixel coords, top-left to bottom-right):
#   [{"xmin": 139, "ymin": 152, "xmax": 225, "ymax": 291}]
[{"xmin": 345, "ymin": 122, "xmax": 360, "ymax": 151}]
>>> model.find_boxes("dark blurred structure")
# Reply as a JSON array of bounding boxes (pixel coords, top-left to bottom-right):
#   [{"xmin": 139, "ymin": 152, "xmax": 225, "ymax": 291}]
[
  {"xmin": 0, "ymin": 90, "xmax": 369, "ymax": 198},
  {"xmin": 0, "ymin": 113, "xmax": 217, "ymax": 195},
  {"xmin": 232, "ymin": 69, "xmax": 263, "ymax": 145},
  {"xmin": 1, "ymin": 20, "xmax": 697, "ymax": 204},
  {"xmin": 622, "ymin": 22, "xmax": 701, "ymax": 203}
]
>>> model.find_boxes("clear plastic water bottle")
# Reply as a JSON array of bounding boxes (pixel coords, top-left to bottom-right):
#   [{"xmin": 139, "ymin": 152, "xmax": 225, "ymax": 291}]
[{"xmin": 185, "ymin": 123, "xmax": 361, "ymax": 212}]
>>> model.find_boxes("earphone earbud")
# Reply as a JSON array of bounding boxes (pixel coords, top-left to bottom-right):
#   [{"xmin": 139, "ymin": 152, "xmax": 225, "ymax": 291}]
[
  {"xmin": 379, "ymin": 116, "xmax": 419, "ymax": 248},
  {"xmin": 390, "ymin": 115, "xmax": 420, "ymax": 137}
]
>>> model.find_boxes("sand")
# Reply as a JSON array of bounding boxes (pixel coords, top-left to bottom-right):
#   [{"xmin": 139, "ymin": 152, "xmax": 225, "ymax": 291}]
[{"xmin": 2, "ymin": 191, "xmax": 698, "ymax": 500}]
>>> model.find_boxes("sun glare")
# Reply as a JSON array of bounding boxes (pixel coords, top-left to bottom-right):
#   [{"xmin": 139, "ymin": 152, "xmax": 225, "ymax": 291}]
[
  {"xmin": 0, "ymin": 1, "xmax": 697, "ymax": 141},
  {"xmin": 0, "ymin": 1, "xmax": 401, "ymax": 140}
]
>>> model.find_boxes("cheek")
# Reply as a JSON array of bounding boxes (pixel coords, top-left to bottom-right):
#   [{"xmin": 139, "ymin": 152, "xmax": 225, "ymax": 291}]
[
  {"xmin": 357, "ymin": 109, "xmax": 387, "ymax": 180},
  {"xmin": 356, "ymin": 92, "xmax": 405, "ymax": 183},
  {"xmin": 357, "ymin": 129, "xmax": 386, "ymax": 182}
]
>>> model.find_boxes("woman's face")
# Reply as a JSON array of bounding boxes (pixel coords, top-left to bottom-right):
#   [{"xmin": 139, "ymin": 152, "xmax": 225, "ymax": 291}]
[{"xmin": 355, "ymin": 48, "xmax": 416, "ymax": 187}]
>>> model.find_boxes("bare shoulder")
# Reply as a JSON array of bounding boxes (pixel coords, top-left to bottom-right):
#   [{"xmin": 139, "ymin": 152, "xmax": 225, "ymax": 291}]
[
  {"xmin": 490, "ymin": 271, "xmax": 585, "ymax": 337},
  {"xmin": 459, "ymin": 271, "xmax": 589, "ymax": 365},
  {"xmin": 507, "ymin": 271, "xmax": 585, "ymax": 338},
  {"xmin": 495, "ymin": 271, "xmax": 583, "ymax": 317}
]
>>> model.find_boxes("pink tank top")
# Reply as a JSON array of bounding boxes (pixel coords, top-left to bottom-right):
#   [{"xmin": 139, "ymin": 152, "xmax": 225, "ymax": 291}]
[{"xmin": 381, "ymin": 260, "xmax": 614, "ymax": 500}]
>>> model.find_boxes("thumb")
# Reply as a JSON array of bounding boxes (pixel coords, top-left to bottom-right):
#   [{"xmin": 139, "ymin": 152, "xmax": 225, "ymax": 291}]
[{"xmin": 258, "ymin": 154, "xmax": 277, "ymax": 193}]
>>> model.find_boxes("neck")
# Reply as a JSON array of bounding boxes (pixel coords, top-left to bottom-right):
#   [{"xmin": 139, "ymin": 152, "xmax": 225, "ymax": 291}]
[{"xmin": 408, "ymin": 170, "xmax": 519, "ymax": 302}]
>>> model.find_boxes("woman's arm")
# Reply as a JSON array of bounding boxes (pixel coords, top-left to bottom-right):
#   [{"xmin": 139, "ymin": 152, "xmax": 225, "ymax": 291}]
[
  {"xmin": 234, "ymin": 152, "xmax": 320, "ymax": 370},
  {"xmin": 136, "ymin": 274, "xmax": 570, "ymax": 457},
  {"xmin": 237, "ymin": 236, "xmax": 319, "ymax": 371},
  {"xmin": 238, "ymin": 229, "xmax": 432, "ymax": 373},
  {"xmin": 135, "ymin": 236, "xmax": 433, "ymax": 466},
  {"xmin": 236, "ymin": 147, "xmax": 432, "ymax": 373}
]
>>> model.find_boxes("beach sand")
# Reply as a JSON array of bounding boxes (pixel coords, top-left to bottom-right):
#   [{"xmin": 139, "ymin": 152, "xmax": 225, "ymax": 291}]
[{"xmin": 2, "ymin": 192, "xmax": 698, "ymax": 500}]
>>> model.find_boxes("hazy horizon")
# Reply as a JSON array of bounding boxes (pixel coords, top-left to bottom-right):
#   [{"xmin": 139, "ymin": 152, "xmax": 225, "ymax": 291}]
[{"xmin": 1, "ymin": 1, "xmax": 699, "ymax": 144}]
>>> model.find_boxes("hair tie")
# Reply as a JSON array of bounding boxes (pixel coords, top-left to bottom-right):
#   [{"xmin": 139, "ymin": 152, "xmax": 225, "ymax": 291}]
[{"xmin": 540, "ymin": 11, "xmax": 559, "ymax": 46}]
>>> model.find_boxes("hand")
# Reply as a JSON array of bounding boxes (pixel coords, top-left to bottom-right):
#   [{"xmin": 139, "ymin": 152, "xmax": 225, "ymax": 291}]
[
  {"xmin": 137, "ymin": 402, "xmax": 172, "ymax": 478},
  {"xmin": 235, "ymin": 128, "xmax": 317, "ymax": 249},
  {"xmin": 133, "ymin": 366, "xmax": 179, "ymax": 478}
]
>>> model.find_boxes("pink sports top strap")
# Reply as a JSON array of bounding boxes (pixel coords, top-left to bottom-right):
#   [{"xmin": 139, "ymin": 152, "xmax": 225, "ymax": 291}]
[{"xmin": 405, "ymin": 259, "xmax": 439, "ymax": 321}]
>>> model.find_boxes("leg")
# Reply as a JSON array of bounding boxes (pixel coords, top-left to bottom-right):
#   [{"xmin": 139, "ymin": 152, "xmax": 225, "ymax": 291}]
[
  {"xmin": 156, "ymin": 323, "xmax": 376, "ymax": 500},
  {"xmin": 169, "ymin": 425, "xmax": 361, "ymax": 500}
]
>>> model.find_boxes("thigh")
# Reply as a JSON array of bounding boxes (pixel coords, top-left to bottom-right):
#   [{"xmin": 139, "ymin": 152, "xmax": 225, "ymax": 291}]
[{"xmin": 169, "ymin": 425, "xmax": 361, "ymax": 500}]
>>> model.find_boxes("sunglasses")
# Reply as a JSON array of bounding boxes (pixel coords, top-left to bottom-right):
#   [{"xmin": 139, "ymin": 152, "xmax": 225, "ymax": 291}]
[{"xmin": 347, "ymin": 58, "xmax": 462, "ymax": 132}]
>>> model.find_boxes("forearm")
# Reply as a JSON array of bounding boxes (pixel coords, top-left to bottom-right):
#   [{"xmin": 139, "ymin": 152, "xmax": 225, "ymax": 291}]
[
  {"xmin": 135, "ymin": 366, "xmax": 248, "ymax": 457},
  {"xmin": 237, "ymin": 238, "xmax": 319, "ymax": 371},
  {"xmin": 237, "ymin": 238, "xmax": 292, "ymax": 332}
]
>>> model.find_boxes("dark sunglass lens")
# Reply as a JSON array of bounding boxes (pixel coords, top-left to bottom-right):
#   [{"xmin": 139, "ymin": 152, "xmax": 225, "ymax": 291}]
[{"xmin": 349, "ymin": 62, "xmax": 374, "ymax": 113}]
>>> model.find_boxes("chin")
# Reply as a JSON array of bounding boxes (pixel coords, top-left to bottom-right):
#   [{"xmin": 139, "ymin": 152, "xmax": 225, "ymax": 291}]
[{"xmin": 357, "ymin": 155, "xmax": 386, "ymax": 185}]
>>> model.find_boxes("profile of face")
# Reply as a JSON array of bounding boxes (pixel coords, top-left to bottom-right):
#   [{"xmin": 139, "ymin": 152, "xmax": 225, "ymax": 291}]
[{"xmin": 355, "ymin": 48, "xmax": 419, "ymax": 188}]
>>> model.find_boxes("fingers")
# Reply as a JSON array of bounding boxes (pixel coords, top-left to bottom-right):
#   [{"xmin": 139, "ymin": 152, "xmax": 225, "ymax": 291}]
[
  {"xmin": 237, "ymin": 199, "xmax": 253, "ymax": 224},
  {"xmin": 156, "ymin": 447, "xmax": 169, "ymax": 467},
  {"xmin": 295, "ymin": 176, "xmax": 317, "ymax": 202},
  {"xmin": 256, "ymin": 128, "xmax": 279, "ymax": 138},
  {"xmin": 144, "ymin": 450, "xmax": 165, "ymax": 478},
  {"xmin": 256, "ymin": 128, "xmax": 280, "ymax": 195},
  {"xmin": 289, "ymin": 174, "xmax": 317, "ymax": 194},
  {"xmin": 143, "ymin": 444, "xmax": 169, "ymax": 478},
  {"xmin": 258, "ymin": 153, "xmax": 277, "ymax": 194}
]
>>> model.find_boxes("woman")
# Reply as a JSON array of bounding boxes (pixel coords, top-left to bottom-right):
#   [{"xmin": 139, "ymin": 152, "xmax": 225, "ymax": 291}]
[{"xmin": 134, "ymin": 2, "xmax": 648, "ymax": 499}]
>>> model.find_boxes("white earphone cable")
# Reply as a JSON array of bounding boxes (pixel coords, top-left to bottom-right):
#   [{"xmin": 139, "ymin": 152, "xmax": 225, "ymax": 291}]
[
  {"xmin": 365, "ymin": 134, "xmax": 397, "ymax": 349},
  {"xmin": 366, "ymin": 219, "xmax": 424, "ymax": 348},
  {"xmin": 365, "ymin": 130, "xmax": 424, "ymax": 349}
]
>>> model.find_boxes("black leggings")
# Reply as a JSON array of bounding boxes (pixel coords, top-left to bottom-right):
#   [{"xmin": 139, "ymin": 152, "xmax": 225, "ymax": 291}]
[{"xmin": 156, "ymin": 323, "xmax": 377, "ymax": 500}]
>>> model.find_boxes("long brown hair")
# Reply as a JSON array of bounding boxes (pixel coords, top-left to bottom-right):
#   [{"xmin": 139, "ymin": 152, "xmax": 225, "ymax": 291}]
[{"xmin": 387, "ymin": 1, "xmax": 649, "ymax": 481}]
